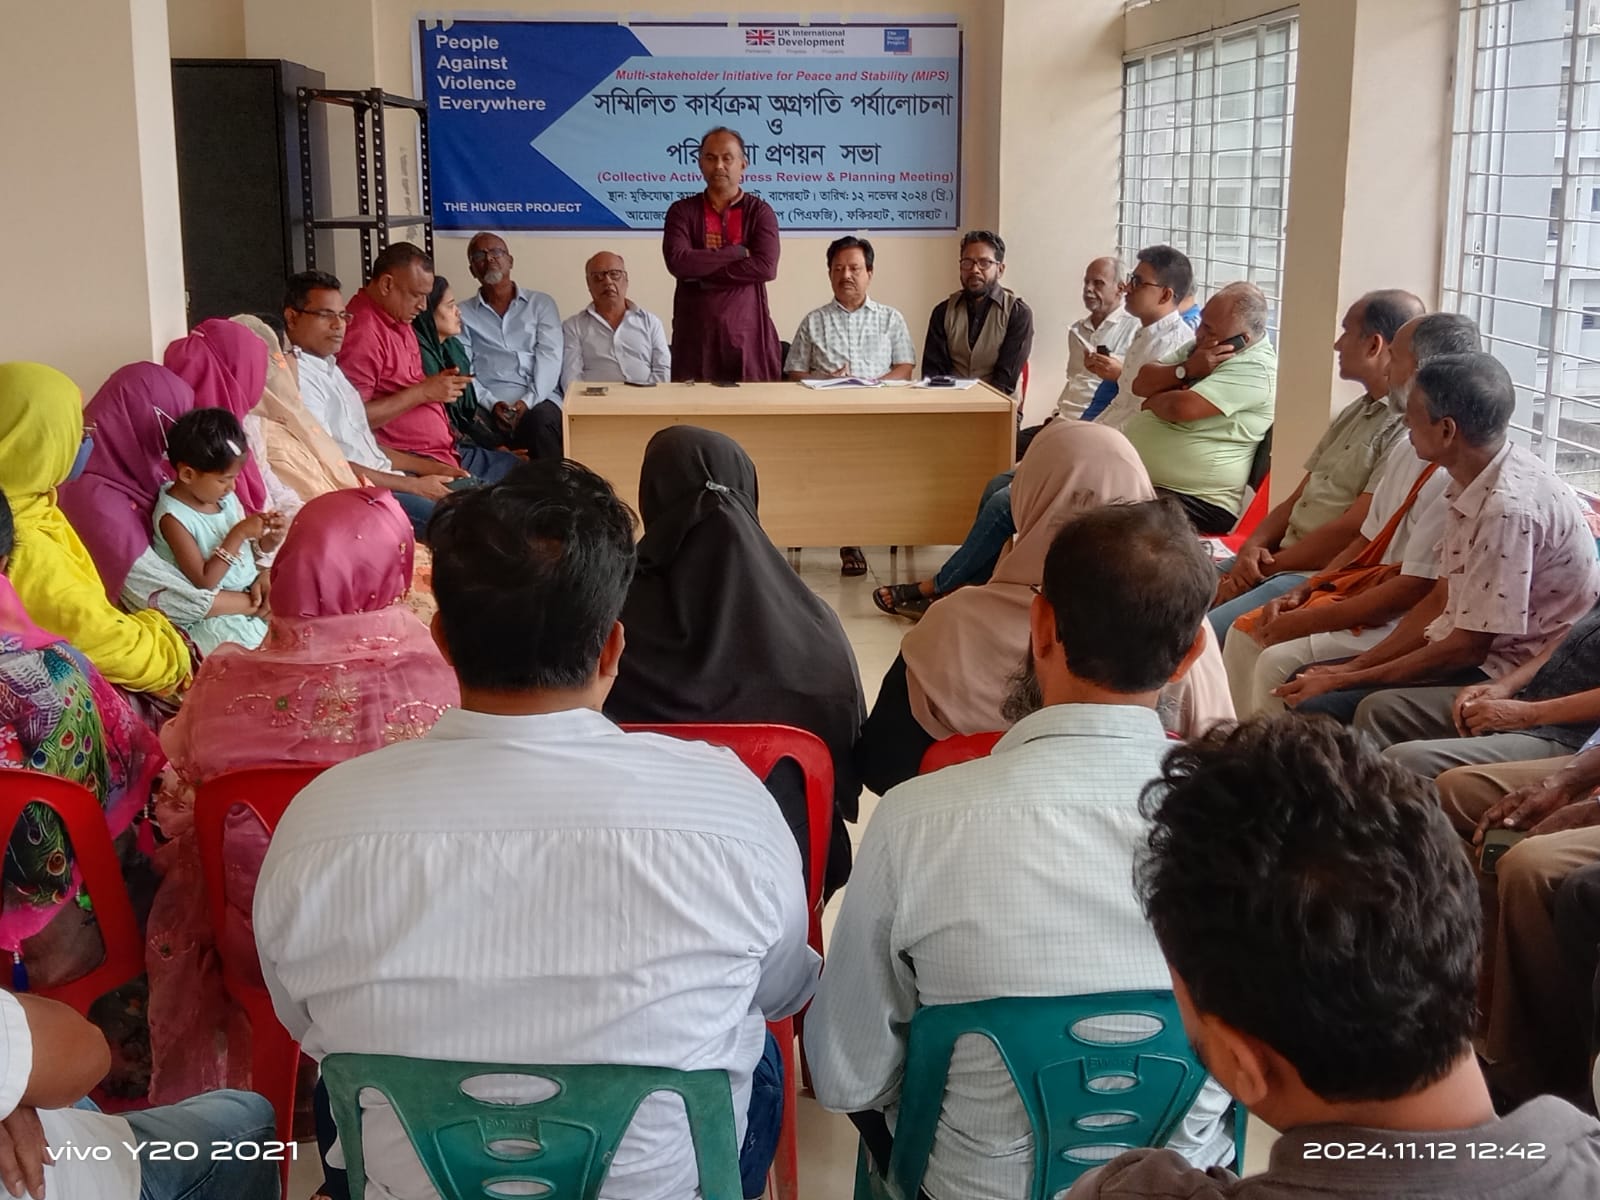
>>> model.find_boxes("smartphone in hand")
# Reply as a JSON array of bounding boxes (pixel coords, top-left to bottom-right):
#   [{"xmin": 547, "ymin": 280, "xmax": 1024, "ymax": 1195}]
[{"xmin": 1479, "ymin": 828, "xmax": 1528, "ymax": 874}]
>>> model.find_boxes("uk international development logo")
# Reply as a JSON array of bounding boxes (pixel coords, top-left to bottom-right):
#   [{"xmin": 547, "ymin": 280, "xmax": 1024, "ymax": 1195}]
[{"xmin": 745, "ymin": 28, "xmax": 775, "ymax": 46}]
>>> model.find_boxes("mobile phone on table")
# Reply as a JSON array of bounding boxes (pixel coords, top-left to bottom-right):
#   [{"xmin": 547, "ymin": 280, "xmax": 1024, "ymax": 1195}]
[
  {"xmin": 711, "ymin": 380, "xmax": 740, "ymax": 388},
  {"xmin": 1479, "ymin": 828, "xmax": 1528, "ymax": 874},
  {"xmin": 926, "ymin": 375, "xmax": 956, "ymax": 387},
  {"xmin": 623, "ymin": 380, "xmax": 657, "ymax": 387}
]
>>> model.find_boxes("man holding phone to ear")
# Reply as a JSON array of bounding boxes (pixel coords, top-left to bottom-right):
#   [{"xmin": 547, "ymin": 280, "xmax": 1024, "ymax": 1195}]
[{"xmin": 1123, "ymin": 281, "xmax": 1277, "ymax": 534}]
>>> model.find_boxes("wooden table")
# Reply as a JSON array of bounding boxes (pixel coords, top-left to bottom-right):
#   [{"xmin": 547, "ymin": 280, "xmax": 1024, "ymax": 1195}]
[{"xmin": 562, "ymin": 382, "xmax": 1017, "ymax": 546}]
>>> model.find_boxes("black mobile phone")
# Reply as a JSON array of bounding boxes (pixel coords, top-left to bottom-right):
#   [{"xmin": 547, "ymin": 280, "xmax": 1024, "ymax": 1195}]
[
  {"xmin": 623, "ymin": 380, "xmax": 657, "ymax": 388},
  {"xmin": 1222, "ymin": 333, "xmax": 1249, "ymax": 353},
  {"xmin": 1095, "ymin": 344, "xmax": 1110, "ymax": 356},
  {"xmin": 711, "ymin": 380, "xmax": 740, "ymax": 388},
  {"xmin": 1479, "ymin": 828, "xmax": 1528, "ymax": 875},
  {"xmin": 926, "ymin": 375, "xmax": 956, "ymax": 387}
]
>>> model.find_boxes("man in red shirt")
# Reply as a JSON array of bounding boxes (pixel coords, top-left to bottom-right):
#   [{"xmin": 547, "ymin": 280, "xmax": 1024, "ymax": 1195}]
[{"xmin": 340, "ymin": 241, "xmax": 519, "ymax": 483}]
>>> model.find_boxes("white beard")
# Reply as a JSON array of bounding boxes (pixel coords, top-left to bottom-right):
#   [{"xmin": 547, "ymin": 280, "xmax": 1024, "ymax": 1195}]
[
  {"xmin": 481, "ymin": 269, "xmax": 507, "ymax": 286},
  {"xmin": 1387, "ymin": 381, "xmax": 1409, "ymax": 414}
]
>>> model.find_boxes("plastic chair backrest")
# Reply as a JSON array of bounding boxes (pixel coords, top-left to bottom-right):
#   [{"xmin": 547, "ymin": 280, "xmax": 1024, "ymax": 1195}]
[
  {"xmin": 322, "ymin": 1053, "xmax": 743, "ymax": 1200},
  {"xmin": 877, "ymin": 992, "xmax": 1216, "ymax": 1200},
  {"xmin": 0, "ymin": 770, "xmax": 143, "ymax": 1015},
  {"xmin": 1246, "ymin": 426, "xmax": 1273, "ymax": 492},
  {"xmin": 918, "ymin": 731, "xmax": 1004, "ymax": 775},
  {"xmin": 1220, "ymin": 470, "xmax": 1272, "ymax": 553},
  {"xmin": 618, "ymin": 723, "xmax": 832, "ymax": 950},
  {"xmin": 193, "ymin": 764, "xmax": 331, "ymax": 995}
]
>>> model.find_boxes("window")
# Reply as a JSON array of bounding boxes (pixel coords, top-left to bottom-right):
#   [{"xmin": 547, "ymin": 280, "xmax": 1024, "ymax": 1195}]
[
  {"xmin": 1445, "ymin": 0, "xmax": 1600, "ymax": 491},
  {"xmin": 1118, "ymin": 12, "xmax": 1298, "ymax": 338}
]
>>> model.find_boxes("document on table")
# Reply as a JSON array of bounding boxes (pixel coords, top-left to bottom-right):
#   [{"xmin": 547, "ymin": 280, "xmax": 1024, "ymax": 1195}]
[{"xmin": 800, "ymin": 377, "xmax": 885, "ymax": 389}]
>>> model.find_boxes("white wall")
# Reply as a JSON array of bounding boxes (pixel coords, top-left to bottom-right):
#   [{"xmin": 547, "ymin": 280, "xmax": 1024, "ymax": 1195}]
[{"xmin": 1, "ymin": 0, "xmax": 188, "ymax": 392}]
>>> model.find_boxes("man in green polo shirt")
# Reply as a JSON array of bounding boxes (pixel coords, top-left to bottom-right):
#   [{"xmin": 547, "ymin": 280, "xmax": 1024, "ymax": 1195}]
[{"xmin": 1125, "ymin": 282, "xmax": 1277, "ymax": 534}]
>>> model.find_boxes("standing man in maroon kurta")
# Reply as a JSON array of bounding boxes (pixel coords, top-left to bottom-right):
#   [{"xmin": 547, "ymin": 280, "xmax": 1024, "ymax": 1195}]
[{"xmin": 662, "ymin": 127, "xmax": 783, "ymax": 382}]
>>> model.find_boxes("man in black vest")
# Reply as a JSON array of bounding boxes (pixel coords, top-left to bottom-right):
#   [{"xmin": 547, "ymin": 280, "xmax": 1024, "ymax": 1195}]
[{"xmin": 922, "ymin": 230, "xmax": 1035, "ymax": 400}]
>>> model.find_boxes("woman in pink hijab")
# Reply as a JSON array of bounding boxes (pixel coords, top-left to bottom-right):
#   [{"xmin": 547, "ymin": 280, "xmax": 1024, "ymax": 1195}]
[
  {"xmin": 144, "ymin": 488, "xmax": 458, "ymax": 1100},
  {"xmin": 162, "ymin": 319, "xmax": 304, "ymax": 519},
  {"xmin": 854, "ymin": 420, "xmax": 1233, "ymax": 793}
]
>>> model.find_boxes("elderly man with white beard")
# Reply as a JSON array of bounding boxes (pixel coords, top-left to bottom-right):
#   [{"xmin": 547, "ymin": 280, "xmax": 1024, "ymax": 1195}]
[
  {"xmin": 1219, "ymin": 312, "xmax": 1483, "ymax": 716},
  {"xmin": 1207, "ymin": 290, "xmax": 1426, "ymax": 637}
]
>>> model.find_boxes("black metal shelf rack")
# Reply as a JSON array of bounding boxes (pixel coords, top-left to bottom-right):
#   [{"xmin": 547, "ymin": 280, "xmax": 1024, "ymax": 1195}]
[{"xmin": 297, "ymin": 87, "xmax": 432, "ymax": 281}]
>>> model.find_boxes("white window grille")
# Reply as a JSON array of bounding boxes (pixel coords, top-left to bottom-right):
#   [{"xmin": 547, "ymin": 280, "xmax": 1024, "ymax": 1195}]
[
  {"xmin": 1445, "ymin": 0, "xmax": 1600, "ymax": 491},
  {"xmin": 1118, "ymin": 11, "xmax": 1298, "ymax": 337}
]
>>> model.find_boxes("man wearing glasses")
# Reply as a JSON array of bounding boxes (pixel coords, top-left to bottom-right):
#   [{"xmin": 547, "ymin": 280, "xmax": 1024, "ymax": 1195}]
[
  {"xmin": 1092, "ymin": 245, "xmax": 1198, "ymax": 431},
  {"xmin": 559, "ymin": 251, "xmax": 671, "ymax": 389},
  {"xmin": 284, "ymin": 269, "xmax": 459, "ymax": 537},
  {"xmin": 921, "ymin": 230, "xmax": 1034, "ymax": 398},
  {"xmin": 457, "ymin": 231, "xmax": 565, "ymax": 460}
]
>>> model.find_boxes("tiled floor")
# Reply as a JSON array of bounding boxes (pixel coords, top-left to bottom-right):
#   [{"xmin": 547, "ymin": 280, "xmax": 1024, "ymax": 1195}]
[{"xmin": 286, "ymin": 546, "xmax": 1273, "ymax": 1198}]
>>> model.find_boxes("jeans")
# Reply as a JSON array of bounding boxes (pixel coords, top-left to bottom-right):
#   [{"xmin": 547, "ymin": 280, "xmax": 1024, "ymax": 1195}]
[
  {"xmin": 390, "ymin": 489, "xmax": 437, "ymax": 540},
  {"xmin": 740, "ymin": 1031, "xmax": 785, "ymax": 1199},
  {"xmin": 934, "ymin": 471, "xmax": 1016, "ymax": 594},
  {"xmin": 457, "ymin": 441, "xmax": 521, "ymax": 484},
  {"xmin": 312, "ymin": 1036, "xmax": 783, "ymax": 1200},
  {"xmin": 114, "ymin": 1090, "xmax": 278, "ymax": 1200},
  {"xmin": 1207, "ymin": 571, "xmax": 1310, "ymax": 641}
]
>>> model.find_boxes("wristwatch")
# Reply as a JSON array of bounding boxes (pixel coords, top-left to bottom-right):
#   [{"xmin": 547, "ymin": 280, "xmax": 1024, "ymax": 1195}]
[{"xmin": 1174, "ymin": 363, "xmax": 1188, "ymax": 381}]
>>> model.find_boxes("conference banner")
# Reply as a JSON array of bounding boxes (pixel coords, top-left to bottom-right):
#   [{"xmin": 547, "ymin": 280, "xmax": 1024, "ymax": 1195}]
[{"xmin": 418, "ymin": 18, "xmax": 962, "ymax": 232}]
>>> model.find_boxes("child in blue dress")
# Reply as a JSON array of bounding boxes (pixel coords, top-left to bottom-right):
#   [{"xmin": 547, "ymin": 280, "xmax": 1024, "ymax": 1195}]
[{"xmin": 152, "ymin": 409, "xmax": 285, "ymax": 655}]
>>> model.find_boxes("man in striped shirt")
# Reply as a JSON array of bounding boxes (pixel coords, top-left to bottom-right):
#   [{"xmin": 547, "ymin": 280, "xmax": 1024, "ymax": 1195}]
[{"xmin": 783, "ymin": 236, "xmax": 915, "ymax": 382}]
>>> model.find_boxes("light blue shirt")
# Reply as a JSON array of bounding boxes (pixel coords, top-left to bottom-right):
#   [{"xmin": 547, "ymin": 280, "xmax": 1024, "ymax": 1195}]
[{"xmin": 457, "ymin": 286, "xmax": 564, "ymax": 410}]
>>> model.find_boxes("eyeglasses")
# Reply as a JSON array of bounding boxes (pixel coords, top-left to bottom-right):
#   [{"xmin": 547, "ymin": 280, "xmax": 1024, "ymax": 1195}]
[
  {"xmin": 294, "ymin": 307, "xmax": 352, "ymax": 323},
  {"xmin": 1125, "ymin": 274, "xmax": 1160, "ymax": 290},
  {"xmin": 468, "ymin": 247, "xmax": 511, "ymax": 264},
  {"xmin": 587, "ymin": 269, "xmax": 627, "ymax": 283},
  {"xmin": 958, "ymin": 257, "xmax": 999, "ymax": 271}
]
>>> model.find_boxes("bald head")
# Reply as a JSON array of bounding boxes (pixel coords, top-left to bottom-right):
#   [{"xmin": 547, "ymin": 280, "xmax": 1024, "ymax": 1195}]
[
  {"xmin": 585, "ymin": 250, "xmax": 630, "ymax": 309},
  {"xmin": 1214, "ymin": 282, "xmax": 1269, "ymax": 341},
  {"xmin": 1082, "ymin": 256, "xmax": 1122, "ymax": 322}
]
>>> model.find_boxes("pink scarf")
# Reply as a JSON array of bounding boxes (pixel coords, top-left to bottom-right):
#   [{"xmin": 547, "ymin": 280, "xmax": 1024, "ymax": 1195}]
[
  {"xmin": 161, "ymin": 320, "xmax": 269, "ymax": 512},
  {"xmin": 160, "ymin": 488, "xmax": 457, "ymax": 784},
  {"xmin": 58, "ymin": 363, "xmax": 195, "ymax": 602}
]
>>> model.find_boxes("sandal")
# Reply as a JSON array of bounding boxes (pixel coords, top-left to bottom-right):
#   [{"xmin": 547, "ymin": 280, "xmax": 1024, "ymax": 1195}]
[
  {"xmin": 873, "ymin": 582, "xmax": 935, "ymax": 619},
  {"xmin": 840, "ymin": 546, "xmax": 868, "ymax": 576}
]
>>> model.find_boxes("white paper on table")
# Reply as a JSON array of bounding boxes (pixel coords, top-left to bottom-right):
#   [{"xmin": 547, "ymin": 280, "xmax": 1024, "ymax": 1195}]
[{"xmin": 799, "ymin": 377, "xmax": 884, "ymax": 389}]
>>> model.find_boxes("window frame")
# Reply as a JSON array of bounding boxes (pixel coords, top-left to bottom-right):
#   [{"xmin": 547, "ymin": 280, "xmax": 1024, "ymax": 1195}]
[{"xmin": 1117, "ymin": 9, "xmax": 1300, "ymax": 337}]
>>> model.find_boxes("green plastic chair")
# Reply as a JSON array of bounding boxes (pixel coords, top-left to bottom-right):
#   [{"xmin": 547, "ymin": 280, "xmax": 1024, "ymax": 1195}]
[
  {"xmin": 322, "ymin": 1053, "xmax": 744, "ymax": 1200},
  {"xmin": 853, "ymin": 991, "xmax": 1242, "ymax": 1200}
]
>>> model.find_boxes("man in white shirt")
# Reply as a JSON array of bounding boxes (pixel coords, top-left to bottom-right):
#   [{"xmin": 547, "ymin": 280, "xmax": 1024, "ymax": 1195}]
[
  {"xmin": 457, "ymin": 233, "xmax": 565, "ymax": 460},
  {"xmin": 283, "ymin": 270, "xmax": 457, "ymax": 537},
  {"xmin": 0, "ymin": 988, "xmax": 274, "ymax": 1200},
  {"xmin": 873, "ymin": 245, "xmax": 1196, "ymax": 618},
  {"xmin": 812, "ymin": 498, "xmax": 1235, "ymax": 1200},
  {"xmin": 255, "ymin": 461, "xmax": 818, "ymax": 1200},
  {"xmin": 784, "ymin": 235, "xmax": 916, "ymax": 575},
  {"xmin": 560, "ymin": 252, "xmax": 671, "ymax": 390},
  {"xmin": 783, "ymin": 236, "xmax": 915, "ymax": 382},
  {"xmin": 1093, "ymin": 245, "xmax": 1197, "ymax": 431},
  {"xmin": 1055, "ymin": 255, "xmax": 1139, "ymax": 420}
]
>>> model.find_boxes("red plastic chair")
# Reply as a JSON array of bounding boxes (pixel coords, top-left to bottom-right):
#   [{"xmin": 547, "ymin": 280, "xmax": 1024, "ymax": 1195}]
[
  {"xmin": 1219, "ymin": 470, "xmax": 1272, "ymax": 554},
  {"xmin": 194, "ymin": 763, "xmax": 330, "ymax": 1187},
  {"xmin": 620, "ymin": 722, "xmax": 834, "ymax": 1200},
  {"xmin": 918, "ymin": 731, "xmax": 1005, "ymax": 775},
  {"xmin": 0, "ymin": 771, "xmax": 144, "ymax": 1016}
]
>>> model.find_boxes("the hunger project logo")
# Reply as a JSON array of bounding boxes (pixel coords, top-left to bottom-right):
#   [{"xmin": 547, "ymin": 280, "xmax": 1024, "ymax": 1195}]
[{"xmin": 884, "ymin": 28, "xmax": 913, "ymax": 54}]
